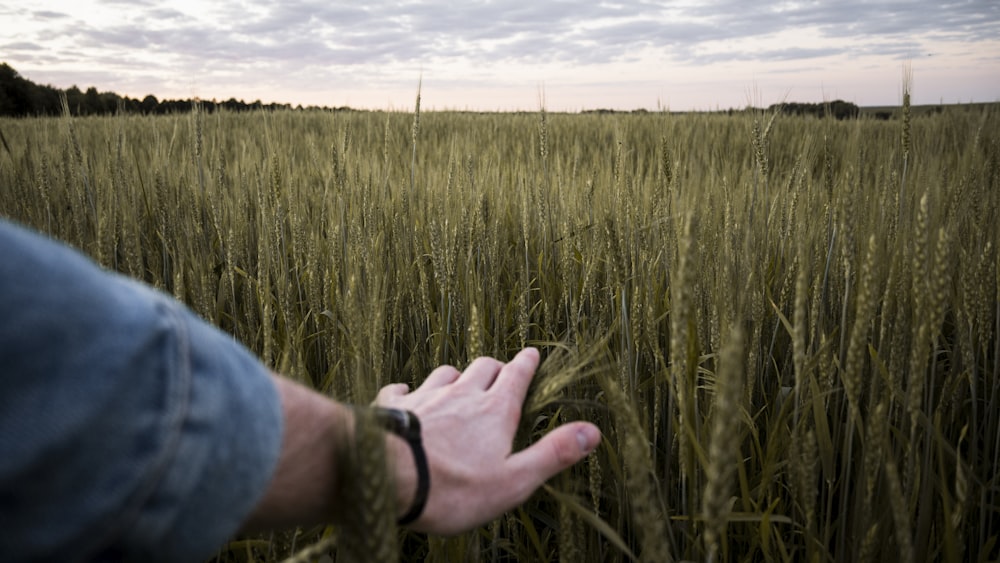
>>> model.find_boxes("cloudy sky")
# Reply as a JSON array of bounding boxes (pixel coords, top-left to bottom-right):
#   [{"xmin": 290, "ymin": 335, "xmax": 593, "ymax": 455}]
[{"xmin": 2, "ymin": 0, "xmax": 998, "ymax": 111}]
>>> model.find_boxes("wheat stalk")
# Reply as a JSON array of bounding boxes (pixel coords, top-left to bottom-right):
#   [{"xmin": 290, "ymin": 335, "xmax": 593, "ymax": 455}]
[
  {"xmin": 335, "ymin": 408, "xmax": 398, "ymax": 563},
  {"xmin": 602, "ymin": 379, "xmax": 672, "ymax": 562},
  {"xmin": 702, "ymin": 324, "xmax": 745, "ymax": 563}
]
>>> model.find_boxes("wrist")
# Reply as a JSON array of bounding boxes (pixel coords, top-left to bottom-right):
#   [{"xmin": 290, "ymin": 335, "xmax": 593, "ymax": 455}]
[
  {"xmin": 372, "ymin": 408, "xmax": 429, "ymax": 526},
  {"xmin": 386, "ymin": 433, "xmax": 418, "ymax": 521}
]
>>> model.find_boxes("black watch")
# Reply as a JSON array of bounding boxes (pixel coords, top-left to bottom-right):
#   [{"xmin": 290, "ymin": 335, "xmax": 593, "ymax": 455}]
[{"xmin": 371, "ymin": 407, "xmax": 429, "ymax": 526}]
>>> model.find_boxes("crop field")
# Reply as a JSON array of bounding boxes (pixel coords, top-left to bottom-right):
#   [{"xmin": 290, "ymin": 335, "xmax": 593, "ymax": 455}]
[{"xmin": 0, "ymin": 97, "xmax": 997, "ymax": 562}]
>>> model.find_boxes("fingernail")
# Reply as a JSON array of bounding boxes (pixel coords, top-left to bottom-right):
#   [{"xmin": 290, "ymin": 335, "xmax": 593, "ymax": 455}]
[{"xmin": 577, "ymin": 426, "xmax": 599, "ymax": 453}]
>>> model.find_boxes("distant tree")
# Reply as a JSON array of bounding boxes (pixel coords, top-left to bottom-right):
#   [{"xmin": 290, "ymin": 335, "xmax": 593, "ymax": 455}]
[
  {"xmin": 140, "ymin": 94, "xmax": 158, "ymax": 113},
  {"xmin": 84, "ymin": 87, "xmax": 99, "ymax": 114},
  {"xmin": 828, "ymin": 100, "xmax": 860, "ymax": 120},
  {"xmin": 35, "ymin": 83, "xmax": 62, "ymax": 115},
  {"xmin": 0, "ymin": 63, "xmax": 36, "ymax": 115}
]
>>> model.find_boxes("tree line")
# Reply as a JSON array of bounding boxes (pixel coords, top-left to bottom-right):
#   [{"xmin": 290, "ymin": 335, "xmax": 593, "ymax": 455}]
[
  {"xmin": 768, "ymin": 100, "xmax": 860, "ymax": 120},
  {"xmin": 0, "ymin": 62, "xmax": 349, "ymax": 117},
  {"xmin": 1, "ymin": 61, "xmax": 876, "ymax": 119}
]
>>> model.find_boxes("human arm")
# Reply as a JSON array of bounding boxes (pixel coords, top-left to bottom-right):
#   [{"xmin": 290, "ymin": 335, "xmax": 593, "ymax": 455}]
[
  {"xmin": 0, "ymin": 219, "xmax": 600, "ymax": 560},
  {"xmin": 234, "ymin": 374, "xmax": 352, "ymax": 533},
  {"xmin": 0, "ymin": 219, "xmax": 284, "ymax": 562},
  {"xmin": 239, "ymin": 348, "xmax": 601, "ymax": 536}
]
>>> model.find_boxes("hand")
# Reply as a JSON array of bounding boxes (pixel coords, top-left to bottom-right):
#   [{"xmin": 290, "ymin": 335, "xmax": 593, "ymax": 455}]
[{"xmin": 375, "ymin": 347, "xmax": 601, "ymax": 535}]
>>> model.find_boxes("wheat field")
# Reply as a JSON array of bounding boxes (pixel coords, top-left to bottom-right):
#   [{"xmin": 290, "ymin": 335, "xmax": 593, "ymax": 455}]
[{"xmin": 0, "ymin": 97, "xmax": 997, "ymax": 562}]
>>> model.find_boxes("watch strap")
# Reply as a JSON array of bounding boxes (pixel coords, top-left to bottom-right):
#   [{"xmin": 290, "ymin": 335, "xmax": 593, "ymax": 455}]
[{"xmin": 372, "ymin": 407, "xmax": 429, "ymax": 526}]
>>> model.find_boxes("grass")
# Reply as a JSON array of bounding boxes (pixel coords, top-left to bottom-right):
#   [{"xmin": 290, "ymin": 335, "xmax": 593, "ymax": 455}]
[{"xmin": 0, "ymin": 98, "xmax": 997, "ymax": 562}]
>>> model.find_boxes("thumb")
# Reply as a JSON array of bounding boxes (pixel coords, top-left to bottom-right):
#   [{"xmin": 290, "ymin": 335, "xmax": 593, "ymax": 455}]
[{"xmin": 507, "ymin": 422, "xmax": 601, "ymax": 500}]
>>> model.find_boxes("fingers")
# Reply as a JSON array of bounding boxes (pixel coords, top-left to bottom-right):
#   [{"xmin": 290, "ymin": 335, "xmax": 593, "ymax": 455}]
[
  {"xmin": 489, "ymin": 347, "xmax": 540, "ymax": 399},
  {"xmin": 420, "ymin": 364, "xmax": 462, "ymax": 390},
  {"xmin": 455, "ymin": 356, "xmax": 505, "ymax": 390},
  {"xmin": 375, "ymin": 383, "xmax": 410, "ymax": 405},
  {"xmin": 506, "ymin": 422, "xmax": 601, "ymax": 500},
  {"xmin": 421, "ymin": 348, "xmax": 538, "ymax": 394}
]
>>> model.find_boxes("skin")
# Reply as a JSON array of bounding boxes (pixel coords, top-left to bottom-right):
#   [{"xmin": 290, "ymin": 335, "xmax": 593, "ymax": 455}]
[{"xmin": 240, "ymin": 347, "xmax": 601, "ymax": 536}]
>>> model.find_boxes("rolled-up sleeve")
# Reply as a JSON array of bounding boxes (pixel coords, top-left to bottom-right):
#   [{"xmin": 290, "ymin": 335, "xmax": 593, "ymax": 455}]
[{"xmin": 0, "ymin": 221, "xmax": 283, "ymax": 562}]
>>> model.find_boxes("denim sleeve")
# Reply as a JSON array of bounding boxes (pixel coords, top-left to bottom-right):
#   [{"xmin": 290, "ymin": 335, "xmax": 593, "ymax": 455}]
[{"xmin": 0, "ymin": 220, "xmax": 284, "ymax": 562}]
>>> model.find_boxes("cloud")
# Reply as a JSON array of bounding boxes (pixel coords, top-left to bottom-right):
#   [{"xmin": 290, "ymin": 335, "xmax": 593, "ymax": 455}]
[
  {"xmin": 14, "ymin": 0, "xmax": 999, "ymax": 68},
  {"xmin": 31, "ymin": 10, "xmax": 68, "ymax": 19},
  {"xmin": 2, "ymin": 0, "xmax": 997, "ymax": 109},
  {"xmin": 2, "ymin": 41, "xmax": 45, "ymax": 51}
]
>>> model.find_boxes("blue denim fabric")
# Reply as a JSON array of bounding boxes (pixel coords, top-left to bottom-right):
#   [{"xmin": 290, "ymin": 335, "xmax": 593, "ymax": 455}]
[{"xmin": 0, "ymin": 220, "xmax": 283, "ymax": 562}]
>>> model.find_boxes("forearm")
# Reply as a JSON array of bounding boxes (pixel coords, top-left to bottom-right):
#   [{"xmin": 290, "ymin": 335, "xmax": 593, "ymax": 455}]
[
  {"xmin": 237, "ymin": 375, "xmax": 351, "ymax": 533},
  {"xmin": 238, "ymin": 375, "xmax": 416, "ymax": 533}
]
